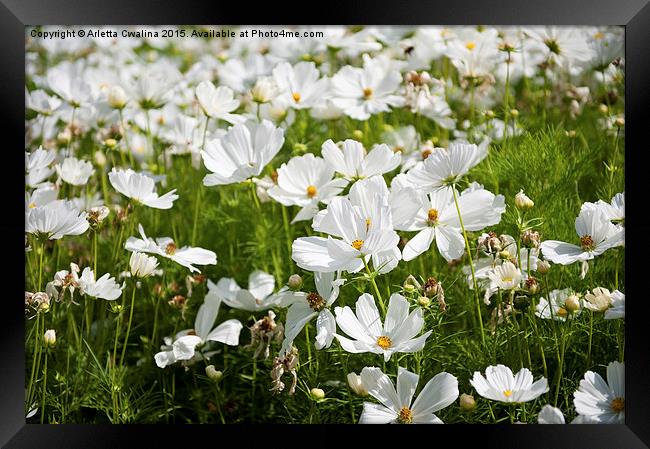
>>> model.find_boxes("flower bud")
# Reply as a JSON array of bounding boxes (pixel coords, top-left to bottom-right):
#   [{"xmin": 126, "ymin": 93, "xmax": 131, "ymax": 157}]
[
  {"xmin": 287, "ymin": 274, "xmax": 303, "ymax": 290},
  {"xmin": 525, "ymin": 277, "xmax": 539, "ymax": 295},
  {"xmin": 347, "ymin": 372, "xmax": 368, "ymax": 396},
  {"xmin": 403, "ymin": 274, "xmax": 422, "ymax": 292},
  {"xmin": 614, "ymin": 117, "xmax": 625, "ymax": 128},
  {"xmin": 565, "ymin": 130, "xmax": 577, "ymax": 138},
  {"xmin": 104, "ymin": 138, "xmax": 118, "ymax": 149},
  {"xmin": 598, "ymin": 104, "xmax": 609, "ymax": 114},
  {"xmin": 459, "ymin": 393, "xmax": 476, "ymax": 411},
  {"xmin": 418, "ymin": 296, "xmax": 430, "ymax": 307},
  {"xmin": 515, "ymin": 189, "xmax": 534, "ymax": 210},
  {"xmin": 310, "ymin": 387, "xmax": 325, "ymax": 401},
  {"xmin": 130, "ymin": 252, "xmax": 159, "ymax": 278},
  {"xmin": 485, "ymin": 110, "xmax": 495, "ymax": 119},
  {"xmin": 352, "ymin": 130, "xmax": 364, "ymax": 140},
  {"xmin": 293, "ymin": 142, "xmax": 307, "ymax": 154},
  {"xmin": 498, "ymin": 250, "xmax": 511, "ymax": 260},
  {"xmin": 43, "ymin": 329, "xmax": 56, "ymax": 348},
  {"xmin": 565, "ymin": 294, "xmax": 581, "ymax": 312},
  {"xmin": 94, "ymin": 150, "xmax": 107, "ymax": 166},
  {"xmin": 521, "ymin": 230, "xmax": 540, "ymax": 248},
  {"xmin": 510, "ymin": 108, "xmax": 519, "ymax": 118},
  {"xmin": 57, "ymin": 129, "xmax": 71, "ymax": 145},
  {"xmin": 251, "ymin": 77, "xmax": 278, "ymax": 104},
  {"xmin": 536, "ymin": 260, "xmax": 551, "ymax": 274},
  {"xmin": 107, "ymin": 85, "xmax": 127, "ymax": 109},
  {"xmin": 205, "ymin": 365, "xmax": 223, "ymax": 382}
]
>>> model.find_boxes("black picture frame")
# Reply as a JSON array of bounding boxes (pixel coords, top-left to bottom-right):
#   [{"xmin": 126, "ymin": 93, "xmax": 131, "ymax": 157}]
[{"xmin": 3, "ymin": 0, "xmax": 649, "ymax": 447}]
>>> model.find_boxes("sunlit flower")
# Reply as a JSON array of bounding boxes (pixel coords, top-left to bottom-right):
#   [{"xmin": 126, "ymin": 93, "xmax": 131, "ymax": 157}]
[
  {"xmin": 278, "ymin": 271, "xmax": 345, "ymax": 358},
  {"xmin": 195, "ymin": 81, "xmax": 244, "ymax": 124},
  {"xmin": 26, "ymin": 200, "xmax": 89, "ymax": 240},
  {"xmin": 605, "ymin": 290, "xmax": 624, "ymax": 319},
  {"xmin": 109, "ymin": 168, "xmax": 179, "ymax": 209},
  {"xmin": 540, "ymin": 207, "xmax": 624, "ymax": 265},
  {"xmin": 154, "ymin": 292, "xmax": 242, "ymax": 368},
  {"xmin": 201, "ymin": 120, "xmax": 285, "ymax": 186},
  {"xmin": 55, "ymin": 157, "xmax": 95, "ymax": 186},
  {"xmin": 470, "ymin": 364, "xmax": 548, "ymax": 403},
  {"xmin": 129, "ymin": 252, "xmax": 159, "ymax": 278},
  {"xmin": 207, "ymin": 270, "xmax": 284, "ymax": 312},
  {"xmin": 321, "ymin": 139, "xmax": 401, "ymax": 182},
  {"xmin": 272, "ymin": 61, "xmax": 329, "ymax": 109},
  {"xmin": 573, "ymin": 361, "xmax": 624, "ymax": 424},
  {"xmin": 26, "ymin": 147, "xmax": 56, "ymax": 188},
  {"xmin": 359, "ymin": 366, "xmax": 458, "ymax": 424},
  {"xmin": 334, "ymin": 293, "xmax": 431, "ymax": 362},
  {"xmin": 125, "ymin": 224, "xmax": 217, "ymax": 273},
  {"xmin": 78, "ymin": 267, "xmax": 123, "ymax": 301}
]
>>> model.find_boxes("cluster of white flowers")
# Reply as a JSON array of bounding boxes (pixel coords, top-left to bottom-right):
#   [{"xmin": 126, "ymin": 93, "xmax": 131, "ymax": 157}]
[{"xmin": 25, "ymin": 25, "xmax": 625, "ymax": 425}]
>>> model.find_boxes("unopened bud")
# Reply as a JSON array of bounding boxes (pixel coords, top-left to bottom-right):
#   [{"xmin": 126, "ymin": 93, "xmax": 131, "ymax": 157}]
[
  {"xmin": 107, "ymin": 85, "xmax": 127, "ymax": 109},
  {"xmin": 565, "ymin": 294, "xmax": 581, "ymax": 312},
  {"xmin": 536, "ymin": 260, "xmax": 551, "ymax": 275},
  {"xmin": 352, "ymin": 130, "xmax": 364, "ymax": 141},
  {"xmin": 310, "ymin": 387, "xmax": 325, "ymax": 401},
  {"xmin": 565, "ymin": 130, "xmax": 577, "ymax": 138},
  {"xmin": 515, "ymin": 189, "xmax": 534, "ymax": 210},
  {"xmin": 498, "ymin": 250, "xmax": 511, "ymax": 260},
  {"xmin": 94, "ymin": 150, "xmax": 107, "ymax": 166},
  {"xmin": 288, "ymin": 274, "xmax": 303, "ymax": 290},
  {"xmin": 347, "ymin": 372, "xmax": 368, "ymax": 396},
  {"xmin": 293, "ymin": 143, "xmax": 307, "ymax": 154},
  {"xmin": 205, "ymin": 365, "xmax": 223, "ymax": 382},
  {"xmin": 460, "ymin": 393, "xmax": 476, "ymax": 411},
  {"xmin": 57, "ymin": 129, "xmax": 71, "ymax": 145},
  {"xmin": 614, "ymin": 117, "xmax": 625, "ymax": 128},
  {"xmin": 485, "ymin": 110, "xmax": 495, "ymax": 119},
  {"xmin": 104, "ymin": 138, "xmax": 118, "ymax": 149},
  {"xmin": 510, "ymin": 108, "xmax": 519, "ymax": 118},
  {"xmin": 418, "ymin": 296, "xmax": 431, "ymax": 307},
  {"xmin": 43, "ymin": 329, "xmax": 56, "ymax": 347},
  {"xmin": 599, "ymin": 104, "xmax": 609, "ymax": 114}
]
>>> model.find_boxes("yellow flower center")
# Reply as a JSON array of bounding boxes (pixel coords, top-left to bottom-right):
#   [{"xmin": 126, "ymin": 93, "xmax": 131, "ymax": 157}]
[
  {"xmin": 421, "ymin": 149, "xmax": 432, "ymax": 160},
  {"xmin": 165, "ymin": 242, "xmax": 177, "ymax": 255},
  {"xmin": 292, "ymin": 92, "xmax": 301, "ymax": 103},
  {"xmin": 365, "ymin": 218, "xmax": 372, "ymax": 231},
  {"xmin": 376, "ymin": 335, "xmax": 392, "ymax": 350},
  {"xmin": 593, "ymin": 31, "xmax": 605, "ymax": 40},
  {"xmin": 465, "ymin": 41, "xmax": 476, "ymax": 51},
  {"xmin": 28, "ymin": 202, "xmax": 37, "ymax": 209},
  {"xmin": 306, "ymin": 185, "xmax": 318, "ymax": 198},
  {"xmin": 611, "ymin": 397, "xmax": 624, "ymax": 413},
  {"xmin": 503, "ymin": 390, "xmax": 513, "ymax": 397},
  {"xmin": 363, "ymin": 87, "xmax": 373, "ymax": 99},
  {"xmin": 397, "ymin": 406, "xmax": 413, "ymax": 424},
  {"xmin": 351, "ymin": 239, "xmax": 364, "ymax": 251},
  {"xmin": 557, "ymin": 307, "xmax": 568, "ymax": 317},
  {"xmin": 580, "ymin": 235, "xmax": 595, "ymax": 251},
  {"xmin": 427, "ymin": 208, "xmax": 439, "ymax": 225},
  {"xmin": 502, "ymin": 277, "xmax": 513, "ymax": 283}
]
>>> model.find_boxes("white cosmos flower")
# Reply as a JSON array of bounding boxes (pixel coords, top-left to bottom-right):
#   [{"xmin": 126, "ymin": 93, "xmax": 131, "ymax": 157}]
[
  {"xmin": 207, "ymin": 270, "xmax": 285, "ymax": 312},
  {"xmin": 272, "ymin": 61, "xmax": 329, "ymax": 109},
  {"xmin": 125, "ymin": 224, "xmax": 217, "ymax": 273},
  {"xmin": 538, "ymin": 404, "xmax": 566, "ymax": 424},
  {"xmin": 25, "ymin": 185, "xmax": 58, "ymax": 211},
  {"xmin": 154, "ymin": 291, "xmax": 243, "ymax": 368},
  {"xmin": 26, "ymin": 200, "xmax": 89, "ymax": 240},
  {"xmin": 47, "ymin": 61, "xmax": 94, "ymax": 107},
  {"xmin": 573, "ymin": 361, "xmax": 624, "ymax": 424},
  {"xmin": 334, "ymin": 293, "xmax": 431, "ymax": 362},
  {"xmin": 321, "ymin": 139, "xmax": 401, "ymax": 182},
  {"xmin": 77, "ymin": 267, "xmax": 123, "ymax": 301},
  {"xmin": 540, "ymin": 207, "xmax": 624, "ymax": 265},
  {"xmin": 129, "ymin": 252, "xmax": 159, "ymax": 278},
  {"xmin": 604, "ymin": 290, "xmax": 625, "ymax": 320},
  {"xmin": 108, "ymin": 168, "xmax": 178, "ymax": 209},
  {"xmin": 405, "ymin": 141, "xmax": 487, "ymax": 192},
  {"xmin": 536, "ymin": 288, "xmax": 582, "ymax": 321},
  {"xmin": 359, "ymin": 366, "xmax": 459, "ymax": 424},
  {"xmin": 395, "ymin": 183, "xmax": 505, "ymax": 262},
  {"xmin": 267, "ymin": 153, "xmax": 347, "ymax": 223},
  {"xmin": 487, "ymin": 261, "xmax": 523, "ymax": 291},
  {"xmin": 312, "ymin": 175, "xmax": 409, "ymax": 274},
  {"xmin": 195, "ymin": 81, "xmax": 244, "ymax": 124},
  {"xmin": 582, "ymin": 192, "xmax": 624, "ymax": 228},
  {"xmin": 278, "ymin": 271, "xmax": 346, "ymax": 358},
  {"xmin": 26, "ymin": 88, "xmax": 62, "ymax": 116},
  {"xmin": 201, "ymin": 119, "xmax": 285, "ymax": 186},
  {"xmin": 162, "ymin": 114, "xmax": 203, "ymax": 155},
  {"xmin": 292, "ymin": 196, "xmax": 401, "ymax": 274},
  {"xmin": 26, "ymin": 147, "xmax": 56, "ymax": 187},
  {"xmin": 331, "ymin": 55, "xmax": 404, "ymax": 120},
  {"xmin": 470, "ymin": 364, "xmax": 549, "ymax": 403},
  {"xmin": 55, "ymin": 157, "xmax": 95, "ymax": 186},
  {"xmin": 128, "ymin": 65, "xmax": 181, "ymax": 109}
]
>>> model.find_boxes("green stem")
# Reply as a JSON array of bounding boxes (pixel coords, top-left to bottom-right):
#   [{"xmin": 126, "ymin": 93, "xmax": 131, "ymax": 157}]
[
  {"xmin": 452, "ymin": 185, "xmax": 485, "ymax": 346},
  {"xmin": 120, "ymin": 284, "xmax": 138, "ymax": 367},
  {"xmin": 40, "ymin": 349, "xmax": 48, "ymax": 423},
  {"xmin": 362, "ymin": 257, "xmax": 386, "ymax": 315}
]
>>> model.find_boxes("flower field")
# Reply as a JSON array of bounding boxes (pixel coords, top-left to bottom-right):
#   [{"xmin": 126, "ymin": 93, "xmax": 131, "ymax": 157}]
[{"xmin": 25, "ymin": 25, "xmax": 625, "ymax": 424}]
